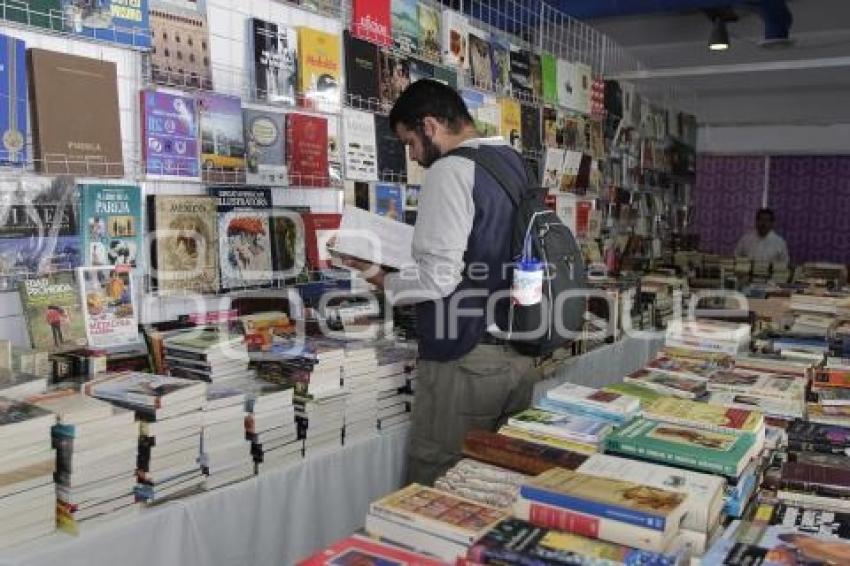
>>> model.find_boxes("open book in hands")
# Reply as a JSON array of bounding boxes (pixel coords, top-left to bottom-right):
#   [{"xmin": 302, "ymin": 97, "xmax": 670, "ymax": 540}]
[{"xmin": 327, "ymin": 206, "xmax": 415, "ymax": 271}]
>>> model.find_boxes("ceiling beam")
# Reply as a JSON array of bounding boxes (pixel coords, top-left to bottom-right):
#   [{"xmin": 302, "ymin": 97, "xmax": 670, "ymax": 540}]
[{"xmin": 610, "ymin": 56, "xmax": 850, "ymax": 79}]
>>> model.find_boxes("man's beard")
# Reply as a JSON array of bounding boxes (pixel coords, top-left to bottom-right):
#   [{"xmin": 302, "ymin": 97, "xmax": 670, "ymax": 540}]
[{"xmin": 418, "ymin": 132, "xmax": 443, "ymax": 168}]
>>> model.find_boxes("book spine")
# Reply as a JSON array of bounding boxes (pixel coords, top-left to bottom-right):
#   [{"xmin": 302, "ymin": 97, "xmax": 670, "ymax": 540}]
[
  {"xmin": 606, "ymin": 437, "xmax": 735, "ymax": 477},
  {"xmin": 518, "ymin": 484, "xmax": 668, "ymax": 532}
]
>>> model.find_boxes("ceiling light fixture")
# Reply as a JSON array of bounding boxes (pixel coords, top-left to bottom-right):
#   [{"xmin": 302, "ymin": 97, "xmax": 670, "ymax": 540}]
[{"xmin": 709, "ymin": 18, "xmax": 730, "ymax": 51}]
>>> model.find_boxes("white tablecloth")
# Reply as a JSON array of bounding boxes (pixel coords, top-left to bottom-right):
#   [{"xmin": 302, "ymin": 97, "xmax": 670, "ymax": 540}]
[{"xmin": 0, "ymin": 425, "xmax": 410, "ymax": 566}]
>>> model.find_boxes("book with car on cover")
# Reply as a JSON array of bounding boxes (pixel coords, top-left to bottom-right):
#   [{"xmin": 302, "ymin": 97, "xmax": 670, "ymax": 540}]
[
  {"xmin": 80, "ymin": 185, "xmax": 142, "ymax": 268},
  {"xmin": 19, "ymin": 271, "xmax": 87, "ymax": 354},
  {"xmin": 78, "ymin": 266, "xmax": 138, "ymax": 349},
  {"xmin": 198, "ymin": 92, "xmax": 246, "ymax": 183}
]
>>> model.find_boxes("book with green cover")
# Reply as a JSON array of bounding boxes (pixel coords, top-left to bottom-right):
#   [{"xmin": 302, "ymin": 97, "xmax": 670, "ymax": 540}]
[
  {"xmin": 603, "ymin": 382, "xmax": 663, "ymax": 407},
  {"xmin": 605, "ymin": 418, "xmax": 755, "ymax": 478},
  {"xmin": 541, "ymin": 53, "xmax": 557, "ymax": 103},
  {"xmin": 19, "ymin": 271, "xmax": 87, "ymax": 354}
]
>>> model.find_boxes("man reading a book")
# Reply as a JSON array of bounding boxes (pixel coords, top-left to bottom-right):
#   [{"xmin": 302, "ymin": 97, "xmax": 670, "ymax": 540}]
[
  {"xmin": 337, "ymin": 80, "xmax": 539, "ymax": 486},
  {"xmin": 734, "ymin": 208, "xmax": 790, "ymax": 264}
]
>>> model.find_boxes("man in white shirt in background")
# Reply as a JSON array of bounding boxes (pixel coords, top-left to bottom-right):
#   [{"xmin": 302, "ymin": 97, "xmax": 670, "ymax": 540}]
[{"xmin": 734, "ymin": 208, "xmax": 790, "ymax": 264}]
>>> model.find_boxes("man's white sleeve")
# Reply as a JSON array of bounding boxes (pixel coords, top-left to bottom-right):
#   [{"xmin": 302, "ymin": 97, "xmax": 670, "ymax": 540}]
[{"xmin": 383, "ymin": 156, "xmax": 475, "ymax": 306}]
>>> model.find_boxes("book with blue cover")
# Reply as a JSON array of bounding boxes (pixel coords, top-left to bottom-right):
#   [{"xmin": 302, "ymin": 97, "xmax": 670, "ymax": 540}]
[
  {"xmin": 61, "ymin": 0, "xmax": 151, "ymax": 48},
  {"xmin": 372, "ymin": 183, "xmax": 403, "ymax": 221},
  {"xmin": 79, "ymin": 184, "xmax": 142, "ymax": 268},
  {"xmin": 0, "ymin": 34, "xmax": 27, "ymax": 166}
]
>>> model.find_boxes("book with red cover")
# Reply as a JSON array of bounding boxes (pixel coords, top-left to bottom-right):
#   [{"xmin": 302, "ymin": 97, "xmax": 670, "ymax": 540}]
[
  {"xmin": 302, "ymin": 213, "xmax": 341, "ymax": 270},
  {"xmin": 286, "ymin": 113, "xmax": 329, "ymax": 187},
  {"xmin": 350, "ymin": 0, "xmax": 392, "ymax": 47},
  {"xmin": 576, "ymin": 201, "xmax": 592, "ymax": 237},
  {"xmin": 462, "ymin": 430, "xmax": 587, "ymax": 475},
  {"xmin": 298, "ymin": 534, "xmax": 447, "ymax": 565}
]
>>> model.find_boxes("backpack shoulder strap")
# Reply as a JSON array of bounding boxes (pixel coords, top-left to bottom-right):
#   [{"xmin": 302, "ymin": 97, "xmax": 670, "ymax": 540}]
[{"xmin": 445, "ymin": 145, "xmax": 528, "ymax": 208}]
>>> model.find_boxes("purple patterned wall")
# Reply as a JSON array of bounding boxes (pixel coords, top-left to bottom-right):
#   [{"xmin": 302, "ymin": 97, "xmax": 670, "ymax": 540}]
[
  {"xmin": 768, "ymin": 156, "xmax": 850, "ymax": 264},
  {"xmin": 693, "ymin": 155, "xmax": 766, "ymax": 255}
]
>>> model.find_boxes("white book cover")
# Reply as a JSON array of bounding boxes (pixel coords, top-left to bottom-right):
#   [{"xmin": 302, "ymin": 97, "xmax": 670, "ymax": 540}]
[
  {"xmin": 332, "ymin": 205, "xmax": 415, "ymax": 270},
  {"xmin": 441, "ymin": 9, "xmax": 469, "ymax": 69},
  {"xmin": 343, "ymin": 109, "xmax": 378, "ymax": 182},
  {"xmin": 573, "ymin": 62, "xmax": 592, "ymax": 114},
  {"xmin": 545, "ymin": 382, "xmax": 639, "ymax": 416},
  {"xmin": 541, "ymin": 148, "xmax": 565, "ymax": 192},
  {"xmin": 556, "ymin": 59, "xmax": 578, "ymax": 110},
  {"xmin": 577, "ymin": 453, "xmax": 725, "ymax": 534}
]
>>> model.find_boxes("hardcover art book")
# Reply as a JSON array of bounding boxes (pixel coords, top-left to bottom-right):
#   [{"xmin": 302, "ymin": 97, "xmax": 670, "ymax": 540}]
[
  {"xmin": 19, "ymin": 271, "xmax": 87, "ymax": 353},
  {"xmin": 441, "ymin": 9, "xmax": 468, "ymax": 69},
  {"xmin": 509, "ymin": 46, "xmax": 532, "ymax": 101},
  {"xmin": 243, "ymin": 107, "xmax": 287, "ymax": 186},
  {"xmin": 574, "ymin": 62, "xmax": 593, "ymax": 114},
  {"xmin": 28, "ymin": 49, "xmax": 123, "ymax": 177},
  {"xmin": 489, "ymin": 37, "xmax": 510, "ymax": 96},
  {"xmin": 148, "ymin": 195, "xmax": 220, "ymax": 294},
  {"xmin": 375, "ymin": 114, "xmax": 406, "ymax": 180},
  {"xmin": 342, "ymin": 109, "xmax": 378, "ymax": 182},
  {"xmin": 541, "ymin": 53, "xmax": 558, "ymax": 103},
  {"xmin": 149, "ymin": 0, "xmax": 213, "ymax": 89},
  {"xmin": 378, "ymin": 50, "xmax": 410, "ymax": 109},
  {"xmin": 390, "ymin": 0, "xmax": 419, "ymax": 54},
  {"xmin": 350, "ymin": 0, "xmax": 392, "ymax": 46},
  {"xmin": 0, "ymin": 34, "xmax": 27, "ymax": 165},
  {"xmin": 418, "ymin": 2, "xmax": 441, "ymax": 61},
  {"xmin": 520, "ymin": 104, "xmax": 542, "ymax": 153},
  {"xmin": 80, "ymin": 184, "xmax": 142, "ymax": 268},
  {"xmin": 218, "ymin": 210, "xmax": 273, "ymax": 290},
  {"xmin": 251, "ymin": 18, "xmax": 297, "ymax": 105},
  {"xmin": 468, "ymin": 31, "xmax": 492, "ymax": 90},
  {"xmin": 141, "ymin": 89, "xmax": 200, "ymax": 179},
  {"xmin": 286, "ymin": 113, "xmax": 328, "ymax": 187},
  {"xmin": 78, "ymin": 266, "xmax": 138, "ymax": 349},
  {"xmin": 0, "ymin": 177, "xmax": 81, "ymax": 285},
  {"xmin": 297, "ymin": 27, "xmax": 341, "ymax": 112},
  {"xmin": 556, "ymin": 58, "xmax": 577, "ymax": 111},
  {"xmin": 198, "ymin": 92, "xmax": 246, "ymax": 183},
  {"xmin": 499, "ymin": 98, "xmax": 522, "ymax": 152},
  {"xmin": 343, "ymin": 32, "xmax": 379, "ymax": 105}
]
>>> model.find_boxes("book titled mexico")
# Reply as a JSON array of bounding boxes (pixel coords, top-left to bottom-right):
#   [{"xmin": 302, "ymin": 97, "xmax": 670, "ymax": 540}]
[
  {"xmin": 604, "ymin": 418, "xmax": 755, "ymax": 478},
  {"xmin": 19, "ymin": 271, "xmax": 87, "ymax": 354},
  {"xmin": 140, "ymin": 89, "xmax": 200, "ymax": 180},
  {"xmin": 468, "ymin": 517, "xmax": 679, "ymax": 566},
  {"xmin": 147, "ymin": 195, "xmax": 220, "ymax": 294},
  {"xmin": 78, "ymin": 266, "xmax": 139, "ymax": 349},
  {"xmin": 80, "ymin": 184, "xmax": 142, "ymax": 268},
  {"xmin": 0, "ymin": 34, "xmax": 27, "ymax": 165}
]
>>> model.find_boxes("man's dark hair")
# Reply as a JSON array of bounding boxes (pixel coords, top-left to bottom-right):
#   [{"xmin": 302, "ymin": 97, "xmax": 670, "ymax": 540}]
[
  {"xmin": 756, "ymin": 208, "xmax": 775, "ymax": 221},
  {"xmin": 388, "ymin": 79, "xmax": 474, "ymax": 133}
]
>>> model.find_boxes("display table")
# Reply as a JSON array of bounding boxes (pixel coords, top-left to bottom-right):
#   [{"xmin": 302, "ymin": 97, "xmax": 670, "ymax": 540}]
[{"xmin": 0, "ymin": 425, "xmax": 410, "ymax": 566}]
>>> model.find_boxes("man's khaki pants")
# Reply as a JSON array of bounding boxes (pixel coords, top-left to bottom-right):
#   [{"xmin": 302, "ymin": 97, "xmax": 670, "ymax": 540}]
[{"xmin": 406, "ymin": 343, "xmax": 539, "ymax": 486}]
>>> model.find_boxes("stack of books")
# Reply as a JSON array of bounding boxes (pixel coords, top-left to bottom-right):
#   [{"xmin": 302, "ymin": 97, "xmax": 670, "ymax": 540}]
[
  {"xmin": 665, "ymin": 319, "xmax": 751, "ymax": 355},
  {"xmin": 0, "ymin": 398, "xmax": 56, "ymax": 547},
  {"xmin": 434, "ymin": 458, "xmax": 528, "ymax": 511},
  {"xmin": 498, "ymin": 407, "xmax": 611, "ymax": 455},
  {"xmin": 163, "ymin": 327, "xmax": 249, "ymax": 382},
  {"xmin": 200, "ymin": 383, "xmax": 253, "ymax": 489},
  {"xmin": 538, "ymin": 382, "xmax": 641, "ymax": 425},
  {"xmin": 29, "ymin": 389, "xmax": 137, "ymax": 534},
  {"xmin": 86, "ymin": 372, "xmax": 207, "ymax": 503},
  {"xmin": 704, "ymin": 367, "xmax": 807, "ymax": 421},
  {"xmin": 789, "ymin": 293, "xmax": 843, "ymax": 336},
  {"xmin": 374, "ymin": 343, "xmax": 417, "ymax": 431},
  {"xmin": 810, "ymin": 359, "xmax": 850, "ymax": 426},
  {"xmin": 772, "ymin": 335, "xmax": 829, "ymax": 363},
  {"xmin": 339, "ymin": 340, "xmax": 379, "ymax": 444},
  {"xmin": 239, "ymin": 376, "xmax": 299, "ymax": 472},
  {"xmin": 365, "ymin": 483, "xmax": 509, "ymax": 562},
  {"xmin": 514, "ymin": 468, "xmax": 689, "ymax": 553}
]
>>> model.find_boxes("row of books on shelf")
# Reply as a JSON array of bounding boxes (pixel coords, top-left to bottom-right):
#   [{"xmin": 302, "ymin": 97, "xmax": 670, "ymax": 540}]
[
  {"xmin": 301, "ymin": 318, "xmax": 850, "ymax": 564},
  {"xmin": 0, "ymin": 321, "xmax": 419, "ymax": 547}
]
